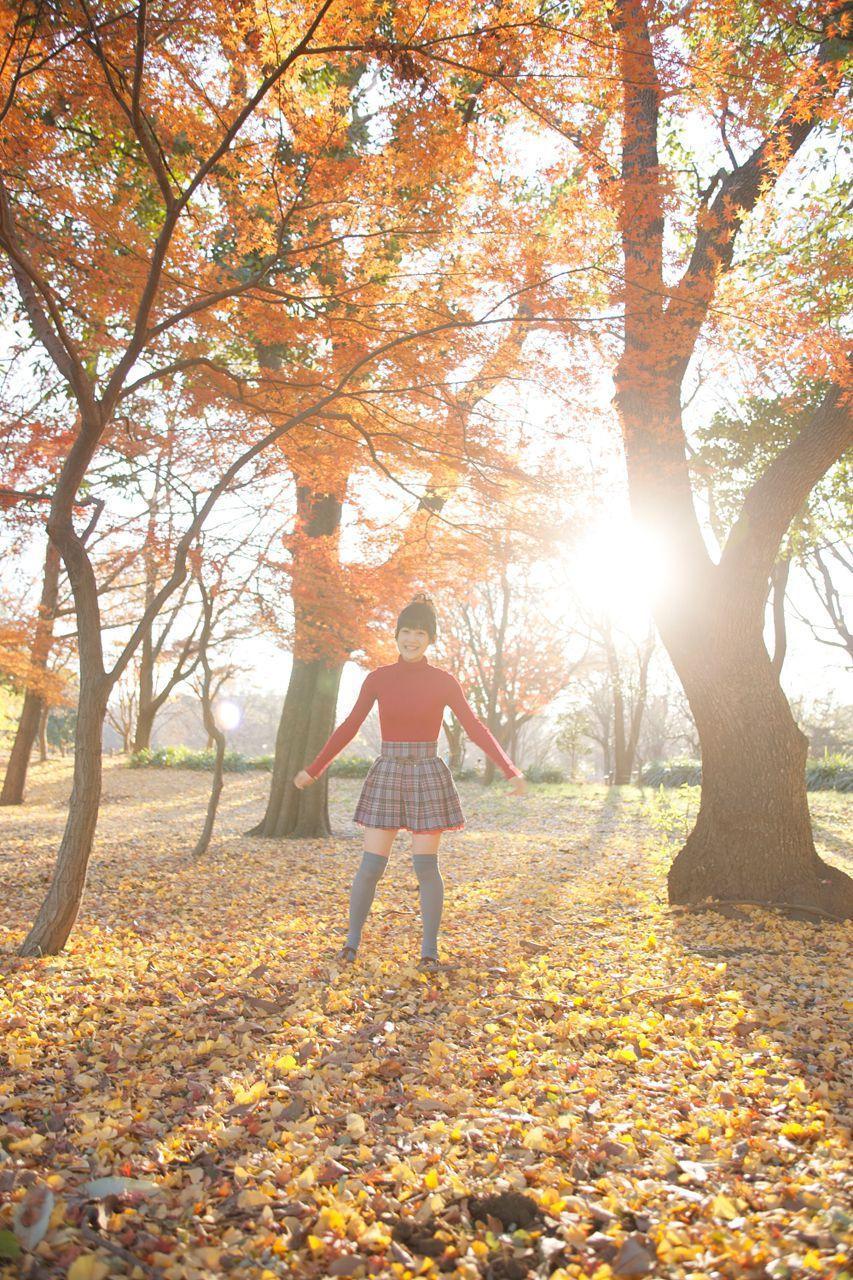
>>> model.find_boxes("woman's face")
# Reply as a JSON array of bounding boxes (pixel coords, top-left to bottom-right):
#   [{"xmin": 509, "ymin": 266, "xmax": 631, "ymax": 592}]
[{"xmin": 396, "ymin": 626, "xmax": 431, "ymax": 661}]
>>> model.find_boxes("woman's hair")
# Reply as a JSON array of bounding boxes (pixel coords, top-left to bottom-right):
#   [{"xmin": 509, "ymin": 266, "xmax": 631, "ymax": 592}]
[{"xmin": 395, "ymin": 594, "xmax": 437, "ymax": 642}]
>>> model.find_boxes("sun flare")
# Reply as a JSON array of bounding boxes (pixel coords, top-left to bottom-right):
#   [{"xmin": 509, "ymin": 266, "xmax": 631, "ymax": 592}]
[{"xmin": 569, "ymin": 514, "xmax": 670, "ymax": 640}]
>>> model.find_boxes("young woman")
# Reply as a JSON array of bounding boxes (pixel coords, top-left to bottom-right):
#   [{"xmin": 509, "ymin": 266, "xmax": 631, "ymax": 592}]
[{"xmin": 293, "ymin": 596, "xmax": 527, "ymax": 970}]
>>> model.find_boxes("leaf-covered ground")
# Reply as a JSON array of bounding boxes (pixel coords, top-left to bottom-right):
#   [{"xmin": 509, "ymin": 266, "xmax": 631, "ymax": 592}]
[{"xmin": 1, "ymin": 761, "xmax": 851, "ymax": 1280}]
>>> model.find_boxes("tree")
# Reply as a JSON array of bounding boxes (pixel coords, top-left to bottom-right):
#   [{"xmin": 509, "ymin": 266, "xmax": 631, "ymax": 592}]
[
  {"xmin": 516, "ymin": 0, "xmax": 853, "ymax": 914},
  {"xmin": 436, "ymin": 519, "xmax": 581, "ymax": 783},
  {"xmin": 2, "ymin": 0, "xmax": 558, "ymax": 951}
]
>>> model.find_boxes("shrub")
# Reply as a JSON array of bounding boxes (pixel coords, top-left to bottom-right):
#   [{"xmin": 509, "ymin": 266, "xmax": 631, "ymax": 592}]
[
  {"xmin": 640, "ymin": 754, "xmax": 853, "ymax": 791},
  {"xmin": 129, "ymin": 748, "xmax": 380, "ymax": 776},
  {"xmin": 525, "ymin": 765, "xmax": 567, "ymax": 784},
  {"xmin": 328, "ymin": 756, "xmax": 374, "ymax": 778},
  {"xmin": 640, "ymin": 760, "xmax": 702, "ymax": 788},
  {"xmin": 129, "ymin": 746, "xmax": 273, "ymax": 772},
  {"xmin": 805, "ymin": 753, "xmax": 853, "ymax": 792}
]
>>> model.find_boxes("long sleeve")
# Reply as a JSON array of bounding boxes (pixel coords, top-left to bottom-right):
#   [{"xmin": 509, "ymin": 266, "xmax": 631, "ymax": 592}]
[
  {"xmin": 445, "ymin": 675, "xmax": 522, "ymax": 780},
  {"xmin": 305, "ymin": 672, "xmax": 377, "ymax": 778}
]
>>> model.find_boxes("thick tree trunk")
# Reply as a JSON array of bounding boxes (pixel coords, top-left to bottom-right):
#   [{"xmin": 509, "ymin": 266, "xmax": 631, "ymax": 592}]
[
  {"xmin": 249, "ymin": 657, "xmax": 344, "ymax": 838},
  {"xmin": 1, "ymin": 541, "xmax": 61, "ymax": 804},
  {"xmin": 133, "ymin": 700, "xmax": 156, "ymax": 754},
  {"xmin": 667, "ymin": 605, "xmax": 852, "ymax": 918}
]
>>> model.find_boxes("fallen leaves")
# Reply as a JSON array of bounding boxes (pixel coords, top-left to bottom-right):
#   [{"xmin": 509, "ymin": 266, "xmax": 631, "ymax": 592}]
[{"xmin": 0, "ymin": 765, "xmax": 851, "ymax": 1279}]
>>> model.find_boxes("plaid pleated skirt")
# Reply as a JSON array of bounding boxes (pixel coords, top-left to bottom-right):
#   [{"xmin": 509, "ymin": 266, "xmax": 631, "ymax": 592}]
[{"xmin": 354, "ymin": 740, "xmax": 465, "ymax": 833}]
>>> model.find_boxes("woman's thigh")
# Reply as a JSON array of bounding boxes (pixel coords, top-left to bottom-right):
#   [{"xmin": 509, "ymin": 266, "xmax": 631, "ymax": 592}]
[
  {"xmin": 411, "ymin": 831, "xmax": 442, "ymax": 856},
  {"xmin": 363, "ymin": 826, "xmax": 398, "ymax": 857}
]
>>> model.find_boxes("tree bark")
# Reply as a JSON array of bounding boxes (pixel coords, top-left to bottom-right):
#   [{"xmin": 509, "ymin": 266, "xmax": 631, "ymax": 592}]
[
  {"xmin": 1, "ymin": 540, "xmax": 61, "ymax": 804},
  {"xmin": 250, "ymin": 483, "xmax": 347, "ymax": 838},
  {"xmin": 193, "ymin": 584, "xmax": 226, "ymax": 857},
  {"xmin": 248, "ymin": 655, "xmax": 344, "ymax": 838},
  {"xmin": 19, "ymin": 421, "xmax": 109, "ymax": 956},
  {"xmin": 665, "ymin": 588, "xmax": 852, "ymax": 918},
  {"xmin": 607, "ymin": 0, "xmax": 853, "ymax": 918},
  {"xmin": 38, "ymin": 705, "xmax": 48, "ymax": 762},
  {"xmin": 443, "ymin": 714, "xmax": 465, "ymax": 771},
  {"xmin": 770, "ymin": 556, "xmax": 791, "ymax": 677}
]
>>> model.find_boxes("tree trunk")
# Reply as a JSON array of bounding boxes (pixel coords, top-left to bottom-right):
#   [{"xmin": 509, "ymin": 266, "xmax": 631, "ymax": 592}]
[
  {"xmin": 249, "ymin": 482, "xmax": 347, "ymax": 838},
  {"xmin": 133, "ymin": 693, "xmax": 156, "ymax": 753},
  {"xmin": 666, "ymin": 604, "xmax": 852, "ymax": 918},
  {"xmin": 611, "ymin": 683, "xmax": 631, "ymax": 784},
  {"xmin": 193, "ymin": 611, "xmax": 226, "ymax": 857},
  {"xmin": 443, "ymin": 714, "xmax": 464, "ymax": 771},
  {"xmin": 20, "ymin": 425, "xmax": 110, "ymax": 956},
  {"xmin": 1, "ymin": 541, "xmax": 61, "ymax": 804},
  {"xmin": 19, "ymin": 671, "xmax": 108, "ymax": 954},
  {"xmin": 38, "ymin": 705, "xmax": 48, "ymax": 762},
  {"xmin": 769, "ymin": 555, "xmax": 791, "ymax": 677},
  {"xmin": 614, "ymin": 381, "xmax": 853, "ymax": 918},
  {"xmin": 249, "ymin": 656, "xmax": 344, "ymax": 838}
]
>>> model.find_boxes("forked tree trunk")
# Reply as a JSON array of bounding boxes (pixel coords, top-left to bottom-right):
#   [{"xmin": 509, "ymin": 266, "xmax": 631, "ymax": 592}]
[
  {"xmin": 1, "ymin": 541, "xmax": 61, "ymax": 805},
  {"xmin": 607, "ymin": 0, "xmax": 853, "ymax": 918},
  {"xmin": 666, "ymin": 601, "xmax": 852, "ymax": 918},
  {"xmin": 249, "ymin": 656, "xmax": 344, "ymax": 838}
]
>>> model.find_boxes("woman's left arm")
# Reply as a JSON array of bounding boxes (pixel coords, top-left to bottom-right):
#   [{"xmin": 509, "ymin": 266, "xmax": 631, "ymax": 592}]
[{"xmin": 445, "ymin": 674, "xmax": 525, "ymax": 782}]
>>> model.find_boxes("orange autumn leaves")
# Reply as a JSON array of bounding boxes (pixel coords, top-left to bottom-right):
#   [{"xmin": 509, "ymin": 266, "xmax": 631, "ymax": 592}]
[{"xmin": 1, "ymin": 763, "xmax": 851, "ymax": 1278}]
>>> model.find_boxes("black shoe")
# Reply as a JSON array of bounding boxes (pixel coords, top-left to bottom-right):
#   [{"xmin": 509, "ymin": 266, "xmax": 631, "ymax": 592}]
[
  {"xmin": 418, "ymin": 955, "xmax": 440, "ymax": 972},
  {"xmin": 337, "ymin": 946, "xmax": 357, "ymax": 964}
]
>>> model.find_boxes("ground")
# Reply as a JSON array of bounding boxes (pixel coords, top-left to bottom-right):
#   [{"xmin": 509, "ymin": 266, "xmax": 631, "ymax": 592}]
[{"xmin": 1, "ymin": 760, "xmax": 851, "ymax": 1280}]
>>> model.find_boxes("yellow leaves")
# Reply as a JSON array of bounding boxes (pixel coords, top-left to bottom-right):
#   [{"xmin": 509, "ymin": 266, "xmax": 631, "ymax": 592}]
[
  {"xmin": 711, "ymin": 1193, "xmax": 739, "ymax": 1220},
  {"xmin": 317, "ymin": 1205, "xmax": 347, "ymax": 1235},
  {"xmin": 642, "ymin": 931, "xmax": 657, "ymax": 950},
  {"xmin": 780, "ymin": 1120, "xmax": 823, "ymax": 1142},
  {"xmin": 67, "ymin": 1257, "xmax": 109, "ymax": 1280},
  {"xmin": 359, "ymin": 1222, "xmax": 392, "ymax": 1250},
  {"xmin": 521, "ymin": 1125, "xmax": 550, "ymax": 1151},
  {"xmin": 236, "ymin": 1188, "xmax": 271, "ymax": 1210},
  {"xmin": 7, "ymin": 1133, "xmax": 46, "ymax": 1153},
  {"xmin": 612, "ymin": 1045, "xmax": 638, "ymax": 1064},
  {"xmin": 6, "ymin": 773, "xmax": 851, "ymax": 1280},
  {"xmin": 345, "ymin": 1113, "xmax": 366, "ymax": 1139},
  {"xmin": 233, "ymin": 1080, "xmax": 267, "ymax": 1106},
  {"xmin": 538, "ymin": 1186, "xmax": 567, "ymax": 1214}
]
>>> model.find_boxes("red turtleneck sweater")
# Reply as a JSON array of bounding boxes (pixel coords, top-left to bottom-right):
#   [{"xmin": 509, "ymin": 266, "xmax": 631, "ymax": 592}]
[{"xmin": 305, "ymin": 656, "xmax": 522, "ymax": 780}]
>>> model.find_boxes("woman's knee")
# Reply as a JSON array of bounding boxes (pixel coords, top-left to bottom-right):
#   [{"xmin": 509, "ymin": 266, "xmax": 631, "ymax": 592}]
[
  {"xmin": 412, "ymin": 852, "xmax": 442, "ymax": 882},
  {"xmin": 363, "ymin": 827, "xmax": 397, "ymax": 857},
  {"xmin": 411, "ymin": 831, "xmax": 441, "ymax": 857}
]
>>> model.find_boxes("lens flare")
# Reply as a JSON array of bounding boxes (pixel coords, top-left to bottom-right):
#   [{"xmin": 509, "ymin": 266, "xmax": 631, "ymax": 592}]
[{"xmin": 214, "ymin": 699, "xmax": 241, "ymax": 732}]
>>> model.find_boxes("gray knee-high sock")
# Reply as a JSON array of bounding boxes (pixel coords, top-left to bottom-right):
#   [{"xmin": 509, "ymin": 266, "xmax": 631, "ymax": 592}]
[
  {"xmin": 345, "ymin": 852, "xmax": 388, "ymax": 951},
  {"xmin": 412, "ymin": 854, "xmax": 444, "ymax": 960}
]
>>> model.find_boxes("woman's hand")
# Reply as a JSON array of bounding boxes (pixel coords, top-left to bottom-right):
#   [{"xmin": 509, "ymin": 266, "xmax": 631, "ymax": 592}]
[
  {"xmin": 293, "ymin": 770, "xmax": 316, "ymax": 790},
  {"xmin": 508, "ymin": 774, "xmax": 528, "ymax": 796}
]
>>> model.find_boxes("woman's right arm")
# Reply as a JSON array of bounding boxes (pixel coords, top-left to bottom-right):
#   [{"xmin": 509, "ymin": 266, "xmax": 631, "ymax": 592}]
[{"xmin": 302, "ymin": 672, "xmax": 378, "ymax": 780}]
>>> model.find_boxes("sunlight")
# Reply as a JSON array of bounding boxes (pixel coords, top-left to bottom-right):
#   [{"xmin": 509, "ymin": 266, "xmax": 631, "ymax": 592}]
[
  {"xmin": 213, "ymin": 699, "xmax": 241, "ymax": 733},
  {"xmin": 569, "ymin": 513, "xmax": 670, "ymax": 639}
]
